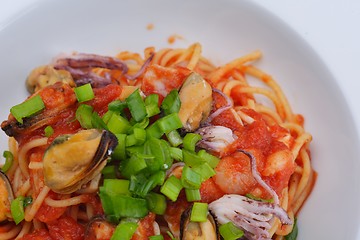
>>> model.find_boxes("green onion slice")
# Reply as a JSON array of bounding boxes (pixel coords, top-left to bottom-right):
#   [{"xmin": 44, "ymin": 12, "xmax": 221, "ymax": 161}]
[
  {"xmin": 190, "ymin": 202, "xmax": 208, "ymax": 222},
  {"xmin": 10, "ymin": 95, "xmax": 45, "ymax": 124},
  {"xmin": 10, "ymin": 196, "xmax": 25, "ymax": 225},
  {"xmin": 219, "ymin": 221, "xmax": 244, "ymax": 240},
  {"xmin": 161, "ymin": 89, "xmax": 181, "ymax": 115},
  {"xmin": 74, "ymin": 83, "xmax": 95, "ymax": 102},
  {"xmin": 126, "ymin": 89, "xmax": 147, "ymax": 122},
  {"xmin": 160, "ymin": 175, "xmax": 183, "ymax": 201},
  {"xmin": 111, "ymin": 221, "xmax": 138, "ymax": 240},
  {"xmin": 1, "ymin": 151, "xmax": 14, "ymax": 173}
]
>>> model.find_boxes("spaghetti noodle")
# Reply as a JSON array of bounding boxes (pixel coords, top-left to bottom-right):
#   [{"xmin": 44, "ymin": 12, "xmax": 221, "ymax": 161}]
[{"xmin": 0, "ymin": 43, "xmax": 315, "ymax": 240}]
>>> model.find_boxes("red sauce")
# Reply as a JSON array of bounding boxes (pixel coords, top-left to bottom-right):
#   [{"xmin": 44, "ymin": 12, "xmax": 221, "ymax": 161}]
[
  {"xmin": 164, "ymin": 192, "xmax": 191, "ymax": 236},
  {"xmin": 47, "ymin": 216, "xmax": 85, "ymax": 240},
  {"xmin": 19, "ymin": 229, "xmax": 53, "ymax": 240},
  {"xmin": 35, "ymin": 191, "xmax": 67, "ymax": 223},
  {"xmin": 199, "ymin": 178, "xmax": 225, "ymax": 203},
  {"xmin": 87, "ymin": 84, "xmax": 122, "ymax": 115},
  {"xmin": 210, "ymin": 90, "xmax": 243, "ymax": 131}
]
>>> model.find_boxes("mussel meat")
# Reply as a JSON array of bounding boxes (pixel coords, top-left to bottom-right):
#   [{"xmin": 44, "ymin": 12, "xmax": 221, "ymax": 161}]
[
  {"xmin": 26, "ymin": 65, "xmax": 75, "ymax": 94},
  {"xmin": 178, "ymin": 72, "xmax": 212, "ymax": 132},
  {"xmin": 180, "ymin": 205, "xmax": 220, "ymax": 240},
  {"xmin": 43, "ymin": 129, "xmax": 117, "ymax": 194},
  {"xmin": 84, "ymin": 215, "xmax": 116, "ymax": 239},
  {"xmin": 0, "ymin": 171, "xmax": 14, "ymax": 222}
]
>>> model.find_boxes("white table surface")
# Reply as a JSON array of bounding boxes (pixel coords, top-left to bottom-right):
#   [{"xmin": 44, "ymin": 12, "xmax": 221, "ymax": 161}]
[{"xmin": 0, "ymin": 0, "xmax": 360, "ymax": 237}]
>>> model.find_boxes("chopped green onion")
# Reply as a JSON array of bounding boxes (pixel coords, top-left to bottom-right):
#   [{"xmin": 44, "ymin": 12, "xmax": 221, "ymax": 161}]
[
  {"xmin": 169, "ymin": 147, "xmax": 183, "ymax": 161},
  {"xmin": 130, "ymin": 171, "xmax": 165, "ymax": 197},
  {"xmin": 75, "ymin": 104, "xmax": 94, "ymax": 129},
  {"xmin": 126, "ymin": 89, "xmax": 147, "ymax": 122},
  {"xmin": 100, "ymin": 185, "xmax": 148, "ymax": 219},
  {"xmin": 131, "ymin": 128, "xmax": 147, "ymax": 145},
  {"xmin": 166, "ymin": 130, "xmax": 183, "ymax": 147},
  {"xmin": 10, "ymin": 95, "xmax": 45, "ymax": 124},
  {"xmin": 285, "ymin": 218, "xmax": 298, "ymax": 240},
  {"xmin": 23, "ymin": 196, "xmax": 33, "ymax": 207},
  {"xmin": 44, "ymin": 126, "xmax": 54, "ymax": 137},
  {"xmin": 190, "ymin": 202, "xmax": 208, "ymax": 222},
  {"xmin": 74, "ymin": 83, "xmax": 95, "ymax": 102},
  {"xmin": 192, "ymin": 162, "xmax": 216, "ymax": 181},
  {"xmin": 11, "ymin": 196, "xmax": 25, "ymax": 225},
  {"xmin": 102, "ymin": 165, "xmax": 117, "ymax": 179},
  {"xmin": 108, "ymin": 100, "xmax": 127, "ymax": 113},
  {"xmin": 146, "ymin": 192, "xmax": 167, "ymax": 215},
  {"xmin": 111, "ymin": 221, "xmax": 138, "ymax": 240},
  {"xmin": 102, "ymin": 110, "xmax": 114, "ymax": 124},
  {"xmin": 113, "ymin": 195, "xmax": 149, "ymax": 218},
  {"xmin": 149, "ymin": 235, "xmax": 164, "ymax": 240},
  {"xmin": 107, "ymin": 113, "xmax": 131, "ymax": 134},
  {"xmin": 161, "ymin": 90, "xmax": 181, "ymax": 115},
  {"xmin": 120, "ymin": 153, "xmax": 148, "ymax": 179},
  {"xmin": 219, "ymin": 222, "xmax": 244, "ymax": 240},
  {"xmin": 245, "ymin": 193, "xmax": 274, "ymax": 203},
  {"xmin": 182, "ymin": 149, "xmax": 204, "ymax": 167},
  {"xmin": 183, "ymin": 133, "xmax": 202, "ymax": 152},
  {"xmin": 157, "ymin": 113, "xmax": 183, "ymax": 134},
  {"xmin": 185, "ymin": 188, "xmax": 201, "ymax": 202},
  {"xmin": 145, "ymin": 94, "xmax": 160, "ymax": 117},
  {"xmin": 146, "ymin": 122, "xmax": 163, "ymax": 139},
  {"xmin": 181, "ymin": 166, "xmax": 201, "ymax": 189},
  {"xmin": 91, "ymin": 111, "xmax": 108, "ymax": 130},
  {"xmin": 160, "ymin": 175, "xmax": 183, "ymax": 201},
  {"xmin": 129, "ymin": 117, "xmax": 149, "ymax": 132},
  {"xmin": 1, "ymin": 151, "xmax": 14, "ymax": 173},
  {"xmin": 129, "ymin": 174, "xmax": 148, "ymax": 194},
  {"xmin": 125, "ymin": 134, "xmax": 137, "ymax": 147},
  {"xmin": 197, "ymin": 149, "xmax": 220, "ymax": 168},
  {"xmin": 102, "ymin": 179, "xmax": 131, "ymax": 196},
  {"xmin": 112, "ymin": 134, "xmax": 127, "ymax": 160},
  {"xmin": 144, "ymin": 138, "xmax": 171, "ymax": 172}
]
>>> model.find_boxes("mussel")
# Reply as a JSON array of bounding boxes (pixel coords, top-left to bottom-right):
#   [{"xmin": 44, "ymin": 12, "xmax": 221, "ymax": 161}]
[
  {"xmin": 0, "ymin": 171, "xmax": 14, "ymax": 222},
  {"xmin": 84, "ymin": 215, "xmax": 116, "ymax": 239},
  {"xmin": 178, "ymin": 72, "xmax": 213, "ymax": 132},
  {"xmin": 26, "ymin": 65, "xmax": 75, "ymax": 94},
  {"xmin": 43, "ymin": 129, "xmax": 117, "ymax": 194},
  {"xmin": 180, "ymin": 205, "xmax": 220, "ymax": 240}
]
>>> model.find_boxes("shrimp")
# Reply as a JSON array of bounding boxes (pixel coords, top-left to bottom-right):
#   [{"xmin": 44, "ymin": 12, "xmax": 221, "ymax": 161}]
[
  {"xmin": 132, "ymin": 213, "xmax": 159, "ymax": 240},
  {"xmin": 141, "ymin": 64, "xmax": 190, "ymax": 98},
  {"xmin": 213, "ymin": 147, "xmax": 295, "ymax": 200},
  {"xmin": 213, "ymin": 151, "xmax": 258, "ymax": 195}
]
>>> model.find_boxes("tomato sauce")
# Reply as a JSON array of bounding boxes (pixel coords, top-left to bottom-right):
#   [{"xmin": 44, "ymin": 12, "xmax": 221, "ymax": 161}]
[
  {"xmin": 19, "ymin": 216, "xmax": 84, "ymax": 240},
  {"xmin": 47, "ymin": 216, "xmax": 85, "ymax": 240},
  {"xmin": 199, "ymin": 178, "xmax": 225, "ymax": 203},
  {"xmin": 19, "ymin": 229, "xmax": 53, "ymax": 240}
]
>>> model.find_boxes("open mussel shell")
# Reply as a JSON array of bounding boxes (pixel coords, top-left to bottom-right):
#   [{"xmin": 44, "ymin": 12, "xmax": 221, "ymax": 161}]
[
  {"xmin": 43, "ymin": 129, "xmax": 117, "ymax": 194},
  {"xmin": 0, "ymin": 171, "xmax": 15, "ymax": 222},
  {"xmin": 180, "ymin": 205, "xmax": 220, "ymax": 240}
]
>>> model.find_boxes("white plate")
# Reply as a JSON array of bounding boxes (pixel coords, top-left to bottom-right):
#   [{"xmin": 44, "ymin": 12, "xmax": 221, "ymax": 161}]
[{"xmin": 0, "ymin": 0, "xmax": 359, "ymax": 239}]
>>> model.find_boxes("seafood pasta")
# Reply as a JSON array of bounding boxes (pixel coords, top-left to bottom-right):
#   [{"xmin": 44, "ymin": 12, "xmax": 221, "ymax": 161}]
[{"xmin": 0, "ymin": 43, "xmax": 315, "ymax": 240}]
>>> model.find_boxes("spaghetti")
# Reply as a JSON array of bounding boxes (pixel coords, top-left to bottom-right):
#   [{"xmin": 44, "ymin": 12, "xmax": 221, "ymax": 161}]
[{"xmin": 0, "ymin": 43, "xmax": 315, "ymax": 240}]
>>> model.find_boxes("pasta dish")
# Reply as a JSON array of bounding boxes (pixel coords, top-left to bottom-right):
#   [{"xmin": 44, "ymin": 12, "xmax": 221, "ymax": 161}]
[{"xmin": 0, "ymin": 43, "xmax": 315, "ymax": 240}]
